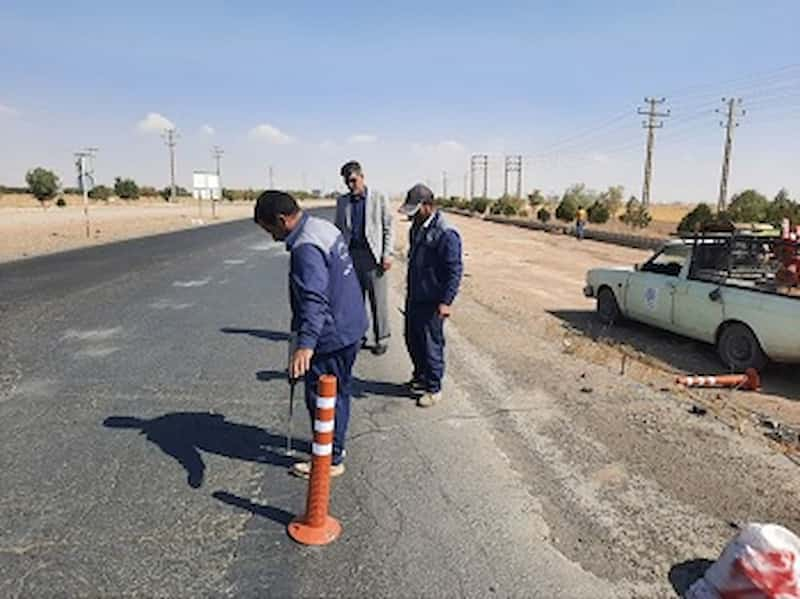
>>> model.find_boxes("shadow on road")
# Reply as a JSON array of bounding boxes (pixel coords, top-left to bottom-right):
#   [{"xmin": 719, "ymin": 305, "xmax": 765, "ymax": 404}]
[
  {"xmin": 668, "ymin": 558, "xmax": 714, "ymax": 596},
  {"xmin": 352, "ymin": 377, "xmax": 415, "ymax": 400},
  {"xmin": 548, "ymin": 309, "xmax": 800, "ymax": 402},
  {"xmin": 220, "ymin": 327, "xmax": 291, "ymax": 342},
  {"xmin": 256, "ymin": 369, "xmax": 289, "ymax": 382},
  {"xmin": 103, "ymin": 412, "xmax": 310, "ymax": 489},
  {"xmin": 212, "ymin": 491, "xmax": 294, "ymax": 526}
]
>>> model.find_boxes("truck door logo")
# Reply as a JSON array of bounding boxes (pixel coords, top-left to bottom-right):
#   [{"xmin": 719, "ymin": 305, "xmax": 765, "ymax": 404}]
[{"xmin": 644, "ymin": 287, "xmax": 658, "ymax": 311}]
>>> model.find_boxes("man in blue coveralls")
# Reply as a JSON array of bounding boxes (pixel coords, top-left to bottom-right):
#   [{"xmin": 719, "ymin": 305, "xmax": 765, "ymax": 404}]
[
  {"xmin": 398, "ymin": 184, "xmax": 463, "ymax": 408},
  {"xmin": 254, "ymin": 190, "xmax": 367, "ymax": 478}
]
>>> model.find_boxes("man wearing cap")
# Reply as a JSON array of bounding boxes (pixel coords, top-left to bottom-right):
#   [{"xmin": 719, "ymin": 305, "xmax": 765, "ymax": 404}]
[
  {"xmin": 254, "ymin": 190, "xmax": 367, "ymax": 478},
  {"xmin": 335, "ymin": 161, "xmax": 394, "ymax": 355},
  {"xmin": 399, "ymin": 184, "xmax": 463, "ymax": 407}
]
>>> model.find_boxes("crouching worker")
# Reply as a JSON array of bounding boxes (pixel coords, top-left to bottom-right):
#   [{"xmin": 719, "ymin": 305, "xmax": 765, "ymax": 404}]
[
  {"xmin": 254, "ymin": 191, "xmax": 367, "ymax": 478},
  {"xmin": 398, "ymin": 184, "xmax": 463, "ymax": 408}
]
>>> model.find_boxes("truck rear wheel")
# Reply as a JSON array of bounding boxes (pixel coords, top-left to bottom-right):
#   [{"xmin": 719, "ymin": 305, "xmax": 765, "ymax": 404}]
[
  {"xmin": 597, "ymin": 288, "xmax": 621, "ymax": 325},
  {"xmin": 717, "ymin": 323, "xmax": 768, "ymax": 372}
]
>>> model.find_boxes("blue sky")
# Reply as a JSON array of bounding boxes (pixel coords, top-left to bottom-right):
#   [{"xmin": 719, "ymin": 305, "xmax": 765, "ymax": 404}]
[{"xmin": 1, "ymin": 1, "xmax": 798, "ymax": 201}]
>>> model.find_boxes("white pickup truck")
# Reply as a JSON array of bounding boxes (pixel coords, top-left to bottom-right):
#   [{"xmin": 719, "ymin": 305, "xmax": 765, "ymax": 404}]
[{"xmin": 584, "ymin": 236, "xmax": 799, "ymax": 371}]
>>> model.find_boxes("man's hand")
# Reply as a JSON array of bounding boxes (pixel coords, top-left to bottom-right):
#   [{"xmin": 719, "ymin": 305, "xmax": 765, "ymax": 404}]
[
  {"xmin": 437, "ymin": 303, "xmax": 452, "ymax": 318},
  {"xmin": 290, "ymin": 348, "xmax": 314, "ymax": 379},
  {"xmin": 382, "ymin": 257, "xmax": 393, "ymax": 272}
]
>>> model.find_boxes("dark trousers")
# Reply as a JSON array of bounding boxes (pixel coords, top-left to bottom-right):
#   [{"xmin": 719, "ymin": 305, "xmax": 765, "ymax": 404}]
[
  {"xmin": 304, "ymin": 342, "xmax": 359, "ymax": 465},
  {"xmin": 404, "ymin": 302, "xmax": 445, "ymax": 393},
  {"xmin": 350, "ymin": 247, "xmax": 390, "ymax": 344}
]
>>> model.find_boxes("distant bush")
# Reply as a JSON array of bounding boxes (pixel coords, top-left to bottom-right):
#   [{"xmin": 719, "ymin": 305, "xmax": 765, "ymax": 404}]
[
  {"xmin": 587, "ymin": 200, "xmax": 610, "ymax": 224},
  {"xmin": 555, "ymin": 196, "xmax": 578, "ymax": 222},
  {"xmin": 491, "ymin": 196, "xmax": 525, "ymax": 216},
  {"xmin": 620, "ymin": 196, "xmax": 652, "ymax": 229},
  {"xmin": 114, "ymin": 177, "xmax": 139, "ymax": 200},
  {"xmin": 56, "ymin": 197, "xmax": 67, "ymax": 207},
  {"xmin": 469, "ymin": 197, "xmax": 490, "ymax": 214},
  {"xmin": 88, "ymin": 185, "xmax": 113, "ymax": 201},
  {"xmin": 766, "ymin": 188, "xmax": 800, "ymax": 226},
  {"xmin": 727, "ymin": 189, "xmax": 769, "ymax": 223},
  {"xmin": 677, "ymin": 203, "xmax": 714, "ymax": 233},
  {"xmin": 139, "ymin": 186, "xmax": 158, "ymax": 197},
  {"xmin": 25, "ymin": 167, "xmax": 61, "ymax": 204},
  {"xmin": 537, "ymin": 207, "xmax": 551, "ymax": 223}
]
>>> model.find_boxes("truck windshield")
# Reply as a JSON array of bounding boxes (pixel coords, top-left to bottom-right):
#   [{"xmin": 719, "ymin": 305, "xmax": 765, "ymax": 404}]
[{"xmin": 641, "ymin": 246, "xmax": 688, "ymax": 277}]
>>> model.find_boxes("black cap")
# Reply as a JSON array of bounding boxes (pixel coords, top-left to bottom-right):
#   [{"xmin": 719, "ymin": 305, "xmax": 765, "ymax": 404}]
[{"xmin": 399, "ymin": 183, "xmax": 434, "ymax": 216}]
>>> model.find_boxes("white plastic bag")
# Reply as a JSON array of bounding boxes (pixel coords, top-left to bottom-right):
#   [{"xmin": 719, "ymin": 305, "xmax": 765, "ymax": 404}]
[{"xmin": 686, "ymin": 523, "xmax": 800, "ymax": 598}]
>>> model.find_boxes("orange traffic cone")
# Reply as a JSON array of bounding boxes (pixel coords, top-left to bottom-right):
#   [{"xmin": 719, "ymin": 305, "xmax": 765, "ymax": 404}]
[
  {"xmin": 287, "ymin": 375, "xmax": 342, "ymax": 546},
  {"xmin": 676, "ymin": 368, "xmax": 761, "ymax": 391}
]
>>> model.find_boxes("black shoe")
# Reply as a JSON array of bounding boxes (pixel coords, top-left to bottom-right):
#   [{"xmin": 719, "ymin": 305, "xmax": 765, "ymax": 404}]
[
  {"xmin": 361, "ymin": 338, "xmax": 369, "ymax": 350},
  {"xmin": 371, "ymin": 343, "xmax": 388, "ymax": 356}
]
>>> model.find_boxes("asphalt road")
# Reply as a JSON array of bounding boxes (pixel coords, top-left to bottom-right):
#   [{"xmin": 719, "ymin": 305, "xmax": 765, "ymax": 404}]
[{"xmin": 0, "ymin": 210, "xmax": 613, "ymax": 598}]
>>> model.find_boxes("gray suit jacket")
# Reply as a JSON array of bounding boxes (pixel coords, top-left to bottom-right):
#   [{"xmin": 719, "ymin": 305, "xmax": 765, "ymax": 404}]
[{"xmin": 335, "ymin": 188, "xmax": 394, "ymax": 262}]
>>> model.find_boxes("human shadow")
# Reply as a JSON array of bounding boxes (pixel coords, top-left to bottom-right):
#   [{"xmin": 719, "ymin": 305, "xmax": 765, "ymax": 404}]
[
  {"xmin": 212, "ymin": 491, "xmax": 294, "ymax": 526},
  {"xmin": 548, "ymin": 309, "xmax": 800, "ymax": 402},
  {"xmin": 220, "ymin": 327, "xmax": 290, "ymax": 342},
  {"xmin": 352, "ymin": 377, "xmax": 416, "ymax": 400},
  {"xmin": 103, "ymin": 412, "xmax": 310, "ymax": 489},
  {"xmin": 668, "ymin": 558, "xmax": 714, "ymax": 596}
]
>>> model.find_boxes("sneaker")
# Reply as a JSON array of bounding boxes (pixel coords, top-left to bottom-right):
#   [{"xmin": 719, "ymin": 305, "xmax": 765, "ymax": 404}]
[
  {"xmin": 371, "ymin": 343, "xmax": 388, "ymax": 356},
  {"xmin": 291, "ymin": 461, "xmax": 345, "ymax": 479},
  {"xmin": 405, "ymin": 379, "xmax": 425, "ymax": 394},
  {"xmin": 417, "ymin": 391, "xmax": 442, "ymax": 408}
]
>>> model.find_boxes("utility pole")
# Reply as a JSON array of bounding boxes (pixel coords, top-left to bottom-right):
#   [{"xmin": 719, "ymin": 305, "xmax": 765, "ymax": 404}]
[
  {"xmin": 504, "ymin": 155, "xmax": 523, "ymax": 198},
  {"xmin": 74, "ymin": 147, "xmax": 98, "ymax": 239},
  {"xmin": 463, "ymin": 171, "xmax": 469, "ymax": 201},
  {"xmin": 162, "ymin": 128, "xmax": 179, "ymax": 202},
  {"xmin": 470, "ymin": 154, "xmax": 489, "ymax": 199},
  {"xmin": 268, "ymin": 165, "xmax": 274, "ymax": 189},
  {"xmin": 442, "ymin": 170, "xmax": 448, "ymax": 200},
  {"xmin": 717, "ymin": 97, "xmax": 745, "ymax": 213},
  {"xmin": 211, "ymin": 146, "xmax": 224, "ymax": 219},
  {"xmin": 637, "ymin": 97, "xmax": 670, "ymax": 208}
]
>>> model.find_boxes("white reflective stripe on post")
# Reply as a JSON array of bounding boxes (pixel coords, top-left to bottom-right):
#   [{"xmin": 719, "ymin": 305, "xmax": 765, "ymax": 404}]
[
  {"xmin": 685, "ymin": 377, "xmax": 694, "ymax": 386},
  {"xmin": 316, "ymin": 395, "xmax": 336, "ymax": 409},
  {"xmin": 708, "ymin": 376, "xmax": 717, "ymax": 386},
  {"xmin": 314, "ymin": 419, "xmax": 334, "ymax": 433},
  {"xmin": 313, "ymin": 442, "xmax": 333, "ymax": 456}
]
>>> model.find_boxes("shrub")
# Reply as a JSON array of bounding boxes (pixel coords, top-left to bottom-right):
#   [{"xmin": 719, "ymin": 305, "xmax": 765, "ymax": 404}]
[
  {"xmin": 139, "ymin": 186, "xmax": 158, "ymax": 197},
  {"xmin": 677, "ymin": 203, "xmax": 714, "ymax": 233},
  {"xmin": 766, "ymin": 188, "xmax": 800, "ymax": 226},
  {"xmin": 114, "ymin": 177, "xmax": 139, "ymax": 200},
  {"xmin": 537, "ymin": 207, "xmax": 551, "ymax": 223},
  {"xmin": 620, "ymin": 196, "xmax": 652, "ymax": 229},
  {"xmin": 469, "ymin": 197, "xmax": 490, "ymax": 214},
  {"xmin": 25, "ymin": 167, "xmax": 61, "ymax": 204},
  {"xmin": 555, "ymin": 196, "xmax": 578, "ymax": 222},
  {"xmin": 587, "ymin": 201, "xmax": 610, "ymax": 224},
  {"xmin": 727, "ymin": 189, "xmax": 769, "ymax": 223},
  {"xmin": 491, "ymin": 196, "xmax": 525, "ymax": 216},
  {"xmin": 56, "ymin": 197, "xmax": 67, "ymax": 207},
  {"xmin": 88, "ymin": 185, "xmax": 112, "ymax": 201}
]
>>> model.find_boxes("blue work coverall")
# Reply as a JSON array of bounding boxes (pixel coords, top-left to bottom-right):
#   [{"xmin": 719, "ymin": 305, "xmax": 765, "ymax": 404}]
[
  {"xmin": 285, "ymin": 214, "xmax": 368, "ymax": 464},
  {"xmin": 405, "ymin": 211, "xmax": 463, "ymax": 393}
]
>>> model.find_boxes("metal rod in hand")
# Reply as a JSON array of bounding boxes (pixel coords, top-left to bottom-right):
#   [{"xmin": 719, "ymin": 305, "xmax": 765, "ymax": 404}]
[{"xmin": 286, "ymin": 377, "xmax": 297, "ymax": 456}]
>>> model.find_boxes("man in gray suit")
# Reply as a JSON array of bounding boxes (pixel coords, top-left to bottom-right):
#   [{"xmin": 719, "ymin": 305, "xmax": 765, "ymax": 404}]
[{"xmin": 335, "ymin": 161, "xmax": 394, "ymax": 355}]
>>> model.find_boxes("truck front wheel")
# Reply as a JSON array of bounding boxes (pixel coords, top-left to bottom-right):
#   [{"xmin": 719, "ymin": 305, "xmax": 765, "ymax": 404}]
[
  {"xmin": 717, "ymin": 323, "xmax": 768, "ymax": 372},
  {"xmin": 597, "ymin": 287, "xmax": 621, "ymax": 325}
]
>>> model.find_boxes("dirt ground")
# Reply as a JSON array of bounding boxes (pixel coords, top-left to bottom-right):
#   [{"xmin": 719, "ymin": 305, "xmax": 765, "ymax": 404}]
[
  {"xmin": 392, "ymin": 211, "xmax": 800, "ymax": 594},
  {"xmin": 0, "ymin": 198, "xmax": 332, "ymax": 263},
  {"xmin": 397, "ymin": 211, "xmax": 800, "ymax": 448}
]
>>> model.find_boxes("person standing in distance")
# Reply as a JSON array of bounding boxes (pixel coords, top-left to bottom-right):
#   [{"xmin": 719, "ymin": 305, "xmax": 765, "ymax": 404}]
[
  {"xmin": 398, "ymin": 184, "xmax": 463, "ymax": 407},
  {"xmin": 254, "ymin": 191, "xmax": 367, "ymax": 478},
  {"xmin": 335, "ymin": 161, "xmax": 394, "ymax": 355}
]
